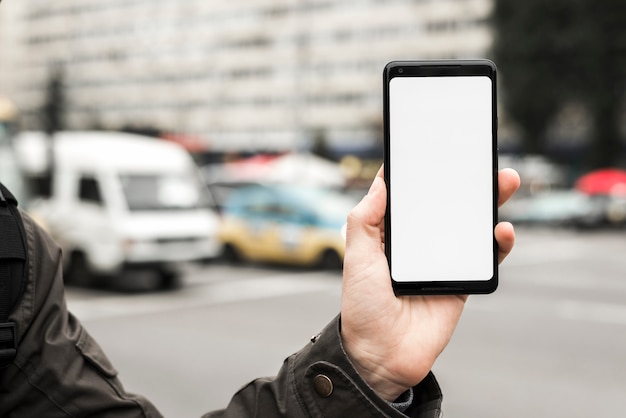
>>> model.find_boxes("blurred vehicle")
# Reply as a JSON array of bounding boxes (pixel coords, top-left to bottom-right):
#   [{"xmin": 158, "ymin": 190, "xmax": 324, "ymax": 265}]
[
  {"xmin": 219, "ymin": 183, "xmax": 355, "ymax": 269},
  {"xmin": 575, "ymin": 168, "xmax": 626, "ymax": 196},
  {"xmin": 573, "ymin": 168, "xmax": 626, "ymax": 226},
  {"xmin": 500, "ymin": 189, "xmax": 626, "ymax": 228},
  {"xmin": 205, "ymin": 180, "xmax": 260, "ymax": 214},
  {"xmin": 499, "ymin": 154, "xmax": 567, "ymax": 195},
  {"xmin": 202, "ymin": 152, "xmax": 347, "ymax": 189},
  {"xmin": 13, "ymin": 131, "xmax": 221, "ymax": 288},
  {"xmin": 0, "ymin": 96, "xmax": 26, "ymax": 202}
]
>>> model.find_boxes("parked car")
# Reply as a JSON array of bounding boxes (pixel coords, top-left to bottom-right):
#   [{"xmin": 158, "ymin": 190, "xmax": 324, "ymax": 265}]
[
  {"xmin": 205, "ymin": 180, "xmax": 260, "ymax": 214},
  {"xmin": 499, "ymin": 189, "xmax": 617, "ymax": 228},
  {"xmin": 14, "ymin": 131, "xmax": 222, "ymax": 288},
  {"xmin": 218, "ymin": 183, "xmax": 355, "ymax": 269}
]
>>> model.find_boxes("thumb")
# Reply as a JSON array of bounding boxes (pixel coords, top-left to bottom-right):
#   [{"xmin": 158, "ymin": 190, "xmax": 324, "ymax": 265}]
[{"xmin": 344, "ymin": 175, "xmax": 387, "ymax": 263}]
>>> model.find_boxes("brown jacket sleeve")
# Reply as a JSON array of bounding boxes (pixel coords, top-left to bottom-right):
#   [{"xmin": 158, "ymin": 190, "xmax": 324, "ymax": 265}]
[
  {"xmin": 203, "ymin": 316, "xmax": 443, "ymax": 418},
  {"xmin": 0, "ymin": 210, "xmax": 163, "ymax": 418}
]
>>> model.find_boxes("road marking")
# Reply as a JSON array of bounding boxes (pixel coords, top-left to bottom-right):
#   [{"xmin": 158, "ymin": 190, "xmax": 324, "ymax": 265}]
[{"xmin": 67, "ymin": 272, "xmax": 341, "ymax": 322}]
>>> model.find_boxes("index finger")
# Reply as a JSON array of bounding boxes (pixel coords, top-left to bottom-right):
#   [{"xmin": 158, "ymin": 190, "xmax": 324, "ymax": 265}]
[{"xmin": 498, "ymin": 168, "xmax": 521, "ymax": 207}]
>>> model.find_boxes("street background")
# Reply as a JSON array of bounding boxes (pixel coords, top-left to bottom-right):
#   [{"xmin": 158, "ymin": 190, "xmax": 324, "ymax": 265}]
[
  {"xmin": 67, "ymin": 226, "xmax": 626, "ymax": 418},
  {"xmin": 1, "ymin": 1, "xmax": 625, "ymax": 417}
]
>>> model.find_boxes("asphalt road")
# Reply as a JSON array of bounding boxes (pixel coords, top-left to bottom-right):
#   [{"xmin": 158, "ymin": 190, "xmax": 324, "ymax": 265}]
[{"xmin": 66, "ymin": 227, "xmax": 626, "ymax": 418}]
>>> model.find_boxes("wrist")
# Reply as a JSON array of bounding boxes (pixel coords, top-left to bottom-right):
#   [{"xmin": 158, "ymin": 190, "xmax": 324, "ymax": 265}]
[
  {"xmin": 347, "ymin": 352, "xmax": 410, "ymax": 402},
  {"xmin": 341, "ymin": 330, "xmax": 413, "ymax": 402}
]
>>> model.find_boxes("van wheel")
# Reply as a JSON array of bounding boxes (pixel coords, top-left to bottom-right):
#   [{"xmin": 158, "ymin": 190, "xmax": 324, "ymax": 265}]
[
  {"xmin": 158, "ymin": 270, "xmax": 181, "ymax": 290},
  {"xmin": 318, "ymin": 250, "xmax": 343, "ymax": 270},
  {"xmin": 221, "ymin": 244, "xmax": 242, "ymax": 264},
  {"xmin": 65, "ymin": 252, "xmax": 92, "ymax": 287}
]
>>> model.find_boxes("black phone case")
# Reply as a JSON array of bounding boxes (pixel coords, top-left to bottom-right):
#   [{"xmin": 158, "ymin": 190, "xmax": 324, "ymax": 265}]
[{"xmin": 383, "ymin": 59, "xmax": 499, "ymax": 295}]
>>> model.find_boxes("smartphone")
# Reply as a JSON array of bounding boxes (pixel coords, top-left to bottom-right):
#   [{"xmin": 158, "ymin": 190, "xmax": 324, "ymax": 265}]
[{"xmin": 383, "ymin": 59, "xmax": 498, "ymax": 295}]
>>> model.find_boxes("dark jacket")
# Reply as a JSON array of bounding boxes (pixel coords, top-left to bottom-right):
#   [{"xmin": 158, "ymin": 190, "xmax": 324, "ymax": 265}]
[
  {"xmin": 0, "ymin": 198, "xmax": 443, "ymax": 417},
  {"xmin": 204, "ymin": 318, "xmax": 443, "ymax": 418}
]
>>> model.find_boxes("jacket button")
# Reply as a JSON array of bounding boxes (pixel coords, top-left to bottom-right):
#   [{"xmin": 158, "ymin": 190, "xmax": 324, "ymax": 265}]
[{"xmin": 313, "ymin": 374, "xmax": 333, "ymax": 398}]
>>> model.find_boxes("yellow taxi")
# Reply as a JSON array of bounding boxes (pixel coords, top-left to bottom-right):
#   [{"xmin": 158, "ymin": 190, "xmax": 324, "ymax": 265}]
[{"xmin": 218, "ymin": 183, "xmax": 356, "ymax": 269}]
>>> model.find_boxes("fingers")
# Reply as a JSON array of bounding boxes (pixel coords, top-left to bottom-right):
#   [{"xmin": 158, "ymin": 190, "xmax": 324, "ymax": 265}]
[
  {"xmin": 496, "ymin": 169, "xmax": 519, "ymax": 264},
  {"xmin": 498, "ymin": 168, "xmax": 521, "ymax": 207},
  {"xmin": 495, "ymin": 221, "xmax": 515, "ymax": 264},
  {"xmin": 495, "ymin": 169, "xmax": 519, "ymax": 264}
]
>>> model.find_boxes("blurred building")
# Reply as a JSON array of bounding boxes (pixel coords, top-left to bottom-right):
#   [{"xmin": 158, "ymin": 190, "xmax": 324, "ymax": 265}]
[{"xmin": 0, "ymin": 0, "xmax": 494, "ymax": 153}]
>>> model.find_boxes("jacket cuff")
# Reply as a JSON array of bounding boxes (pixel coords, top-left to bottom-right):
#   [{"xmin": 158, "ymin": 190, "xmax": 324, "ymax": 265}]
[{"xmin": 289, "ymin": 315, "xmax": 442, "ymax": 418}]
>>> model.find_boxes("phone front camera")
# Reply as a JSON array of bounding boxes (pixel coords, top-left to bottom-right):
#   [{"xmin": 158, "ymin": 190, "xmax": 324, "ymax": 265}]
[{"xmin": 398, "ymin": 68, "xmax": 404, "ymax": 74}]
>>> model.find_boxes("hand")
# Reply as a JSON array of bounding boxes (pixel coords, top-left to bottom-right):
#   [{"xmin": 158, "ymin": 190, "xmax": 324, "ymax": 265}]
[{"xmin": 340, "ymin": 166, "xmax": 520, "ymax": 401}]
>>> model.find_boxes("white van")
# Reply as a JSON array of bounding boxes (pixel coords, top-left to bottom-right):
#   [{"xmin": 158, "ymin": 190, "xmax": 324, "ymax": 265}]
[{"xmin": 14, "ymin": 131, "xmax": 221, "ymax": 289}]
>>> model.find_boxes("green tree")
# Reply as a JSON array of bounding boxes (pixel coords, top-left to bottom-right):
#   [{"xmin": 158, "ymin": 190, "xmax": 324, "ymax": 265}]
[
  {"xmin": 580, "ymin": 0, "xmax": 626, "ymax": 167},
  {"xmin": 492, "ymin": 0, "xmax": 626, "ymax": 167}
]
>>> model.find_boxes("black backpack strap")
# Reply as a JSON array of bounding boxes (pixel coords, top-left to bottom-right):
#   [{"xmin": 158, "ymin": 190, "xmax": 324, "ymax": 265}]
[{"xmin": 0, "ymin": 182, "xmax": 28, "ymax": 368}]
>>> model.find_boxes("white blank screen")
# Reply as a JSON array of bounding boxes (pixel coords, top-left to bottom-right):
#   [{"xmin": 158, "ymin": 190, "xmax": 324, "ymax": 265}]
[{"xmin": 389, "ymin": 75, "xmax": 494, "ymax": 282}]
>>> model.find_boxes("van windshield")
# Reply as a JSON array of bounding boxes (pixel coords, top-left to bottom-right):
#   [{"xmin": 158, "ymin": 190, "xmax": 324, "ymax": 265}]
[{"xmin": 120, "ymin": 173, "xmax": 213, "ymax": 211}]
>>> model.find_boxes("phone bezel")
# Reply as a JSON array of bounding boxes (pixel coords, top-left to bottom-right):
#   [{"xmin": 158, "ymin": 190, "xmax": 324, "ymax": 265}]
[{"xmin": 383, "ymin": 59, "xmax": 499, "ymax": 295}]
